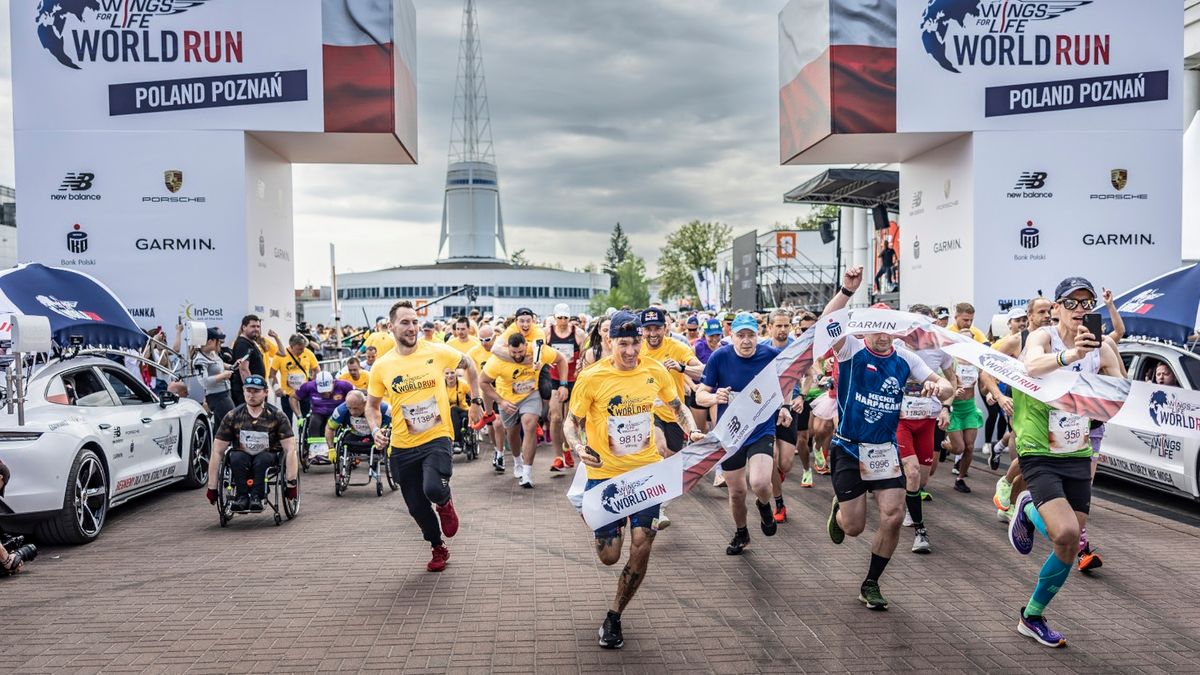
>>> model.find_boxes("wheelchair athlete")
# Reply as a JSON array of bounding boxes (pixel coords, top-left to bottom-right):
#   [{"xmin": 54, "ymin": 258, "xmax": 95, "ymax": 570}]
[
  {"xmin": 325, "ymin": 390, "xmax": 392, "ymax": 454},
  {"xmin": 293, "ymin": 371, "xmax": 354, "ymax": 450},
  {"xmin": 445, "ymin": 368, "xmax": 474, "ymax": 454},
  {"xmin": 206, "ymin": 374, "xmax": 299, "ymax": 513}
]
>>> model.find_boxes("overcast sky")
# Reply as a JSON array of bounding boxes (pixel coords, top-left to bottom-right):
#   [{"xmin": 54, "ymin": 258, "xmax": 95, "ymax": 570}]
[{"xmin": 0, "ymin": 1, "xmax": 824, "ymax": 288}]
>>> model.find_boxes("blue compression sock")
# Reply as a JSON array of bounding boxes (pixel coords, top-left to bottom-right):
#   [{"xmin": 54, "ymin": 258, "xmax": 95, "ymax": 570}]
[
  {"xmin": 1023, "ymin": 501, "xmax": 1050, "ymax": 539},
  {"xmin": 1025, "ymin": 552, "xmax": 1073, "ymax": 617}
]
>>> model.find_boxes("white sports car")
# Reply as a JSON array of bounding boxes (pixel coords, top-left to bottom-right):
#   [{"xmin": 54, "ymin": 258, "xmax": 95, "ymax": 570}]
[{"xmin": 0, "ymin": 355, "xmax": 211, "ymax": 544}]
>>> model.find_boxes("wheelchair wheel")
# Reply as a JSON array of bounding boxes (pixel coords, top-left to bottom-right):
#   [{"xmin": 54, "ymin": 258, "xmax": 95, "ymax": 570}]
[
  {"xmin": 283, "ymin": 472, "xmax": 300, "ymax": 520},
  {"xmin": 376, "ymin": 477, "xmax": 383, "ymax": 497},
  {"xmin": 384, "ymin": 453, "xmax": 399, "ymax": 491},
  {"xmin": 334, "ymin": 446, "xmax": 350, "ymax": 497},
  {"xmin": 216, "ymin": 461, "xmax": 232, "ymax": 527},
  {"xmin": 297, "ymin": 417, "xmax": 311, "ymax": 473}
]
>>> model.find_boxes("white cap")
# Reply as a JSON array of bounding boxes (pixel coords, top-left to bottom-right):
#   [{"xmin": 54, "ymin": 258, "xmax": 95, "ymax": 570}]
[
  {"xmin": 1007, "ymin": 306, "xmax": 1028, "ymax": 320},
  {"xmin": 553, "ymin": 303, "xmax": 571, "ymax": 318},
  {"xmin": 315, "ymin": 371, "xmax": 334, "ymax": 393}
]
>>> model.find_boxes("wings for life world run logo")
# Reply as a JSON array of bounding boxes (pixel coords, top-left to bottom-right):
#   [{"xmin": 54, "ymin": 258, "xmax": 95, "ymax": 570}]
[
  {"xmin": 1148, "ymin": 391, "xmax": 1200, "ymax": 432},
  {"xmin": 600, "ymin": 476, "xmax": 668, "ymax": 515}
]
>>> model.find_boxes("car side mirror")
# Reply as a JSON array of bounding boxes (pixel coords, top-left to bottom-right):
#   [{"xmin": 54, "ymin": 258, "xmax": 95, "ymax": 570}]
[{"xmin": 159, "ymin": 391, "xmax": 179, "ymax": 408}]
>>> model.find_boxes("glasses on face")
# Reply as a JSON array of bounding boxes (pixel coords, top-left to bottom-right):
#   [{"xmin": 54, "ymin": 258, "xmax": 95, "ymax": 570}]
[
  {"xmin": 1057, "ymin": 298, "xmax": 1097, "ymax": 311},
  {"xmin": 685, "ymin": 327, "xmax": 698, "ymax": 333},
  {"xmin": 480, "ymin": 337, "xmax": 493, "ymax": 343}
]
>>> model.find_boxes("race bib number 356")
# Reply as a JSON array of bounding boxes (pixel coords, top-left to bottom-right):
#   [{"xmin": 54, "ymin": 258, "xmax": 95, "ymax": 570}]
[{"xmin": 1048, "ymin": 411, "xmax": 1089, "ymax": 453}]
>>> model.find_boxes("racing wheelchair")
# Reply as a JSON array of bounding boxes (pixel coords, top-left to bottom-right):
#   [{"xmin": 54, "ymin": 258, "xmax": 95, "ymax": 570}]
[
  {"xmin": 332, "ymin": 427, "xmax": 399, "ymax": 497},
  {"xmin": 451, "ymin": 408, "xmax": 480, "ymax": 461},
  {"xmin": 215, "ymin": 449, "xmax": 300, "ymax": 527},
  {"xmin": 296, "ymin": 414, "xmax": 335, "ymax": 472}
]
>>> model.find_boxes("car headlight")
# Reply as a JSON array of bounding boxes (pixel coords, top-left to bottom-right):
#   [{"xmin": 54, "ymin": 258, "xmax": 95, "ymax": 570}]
[{"xmin": 0, "ymin": 431, "xmax": 44, "ymax": 442}]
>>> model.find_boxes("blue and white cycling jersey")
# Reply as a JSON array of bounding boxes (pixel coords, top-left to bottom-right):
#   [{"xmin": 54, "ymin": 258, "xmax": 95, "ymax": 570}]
[
  {"xmin": 329, "ymin": 401, "xmax": 391, "ymax": 437},
  {"xmin": 834, "ymin": 336, "xmax": 933, "ymax": 445}
]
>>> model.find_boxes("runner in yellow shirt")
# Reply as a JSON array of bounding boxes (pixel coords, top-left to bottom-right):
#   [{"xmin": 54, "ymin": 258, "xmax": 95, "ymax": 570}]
[
  {"xmin": 366, "ymin": 301, "xmax": 483, "ymax": 573},
  {"xmin": 499, "ymin": 307, "xmax": 547, "ymax": 345},
  {"xmin": 562, "ymin": 310, "xmax": 705, "ymax": 650},
  {"xmin": 363, "ymin": 317, "xmax": 395, "ymax": 358},
  {"xmin": 481, "ymin": 332, "xmax": 566, "ymax": 488},
  {"xmin": 338, "ymin": 356, "xmax": 370, "ymax": 391},
  {"xmin": 270, "ymin": 335, "xmax": 319, "ymax": 423},
  {"xmin": 949, "ymin": 302, "xmax": 988, "ymax": 343},
  {"xmin": 637, "ymin": 308, "xmax": 703, "ymax": 457},
  {"xmin": 466, "ymin": 325, "xmax": 508, "ymax": 471},
  {"xmin": 445, "ymin": 316, "xmax": 482, "ymax": 354}
]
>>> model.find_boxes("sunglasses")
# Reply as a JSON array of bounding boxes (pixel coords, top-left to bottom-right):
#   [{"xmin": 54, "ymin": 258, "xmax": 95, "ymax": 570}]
[
  {"xmin": 685, "ymin": 327, "xmax": 699, "ymax": 332},
  {"xmin": 1057, "ymin": 298, "xmax": 1097, "ymax": 310},
  {"xmin": 480, "ymin": 337, "xmax": 493, "ymax": 343}
]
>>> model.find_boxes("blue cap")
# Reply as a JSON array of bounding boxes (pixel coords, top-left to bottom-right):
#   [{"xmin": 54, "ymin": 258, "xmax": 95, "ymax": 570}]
[
  {"xmin": 730, "ymin": 312, "xmax": 758, "ymax": 334},
  {"xmin": 243, "ymin": 374, "xmax": 268, "ymax": 390},
  {"xmin": 1054, "ymin": 276, "xmax": 1096, "ymax": 301},
  {"xmin": 684, "ymin": 315, "xmax": 699, "ymax": 326},
  {"xmin": 639, "ymin": 308, "xmax": 665, "ymax": 327},
  {"xmin": 703, "ymin": 318, "xmax": 722, "ymax": 336},
  {"xmin": 609, "ymin": 311, "xmax": 642, "ymax": 338}
]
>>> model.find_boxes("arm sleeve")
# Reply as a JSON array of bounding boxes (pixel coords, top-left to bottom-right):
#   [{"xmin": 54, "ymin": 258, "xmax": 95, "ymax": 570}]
[{"xmin": 899, "ymin": 346, "xmax": 935, "ymax": 383}]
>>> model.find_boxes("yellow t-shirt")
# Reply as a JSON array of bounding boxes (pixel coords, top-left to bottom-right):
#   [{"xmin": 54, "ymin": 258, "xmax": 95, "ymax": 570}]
[
  {"xmin": 950, "ymin": 324, "xmax": 987, "ymax": 344},
  {"xmin": 258, "ymin": 338, "xmax": 279, "ymax": 364},
  {"xmin": 272, "ymin": 349, "xmax": 319, "ymax": 396},
  {"xmin": 640, "ymin": 339, "xmax": 694, "ymax": 422},
  {"xmin": 467, "ymin": 344, "xmax": 491, "ymax": 373},
  {"xmin": 364, "ymin": 330, "xmax": 395, "ymax": 357},
  {"xmin": 482, "ymin": 343, "xmax": 558, "ymax": 404},
  {"xmin": 500, "ymin": 322, "xmax": 547, "ymax": 346},
  {"xmin": 449, "ymin": 380, "xmax": 471, "ymax": 410},
  {"xmin": 446, "ymin": 336, "xmax": 481, "ymax": 354},
  {"xmin": 367, "ymin": 342, "xmax": 463, "ymax": 450},
  {"xmin": 569, "ymin": 356, "xmax": 675, "ymax": 480},
  {"xmin": 339, "ymin": 370, "xmax": 370, "ymax": 391}
]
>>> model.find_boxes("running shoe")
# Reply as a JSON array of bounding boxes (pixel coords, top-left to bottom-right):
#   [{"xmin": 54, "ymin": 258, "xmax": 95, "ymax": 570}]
[
  {"xmin": 858, "ymin": 580, "xmax": 889, "ymax": 610},
  {"xmin": 983, "ymin": 442, "xmax": 992, "ymax": 456},
  {"xmin": 994, "ymin": 477, "xmax": 1013, "ymax": 511},
  {"xmin": 598, "ymin": 611, "xmax": 624, "ymax": 649},
  {"xmin": 1078, "ymin": 549, "xmax": 1103, "ymax": 572},
  {"xmin": 654, "ymin": 509, "xmax": 671, "ymax": 530},
  {"xmin": 919, "ymin": 489, "xmax": 933, "ymax": 502},
  {"xmin": 952, "ymin": 457, "xmax": 961, "ymax": 475},
  {"xmin": 997, "ymin": 508, "xmax": 1012, "ymax": 523},
  {"xmin": 492, "ymin": 450, "xmax": 505, "ymax": 473},
  {"xmin": 725, "ymin": 528, "xmax": 750, "ymax": 555},
  {"xmin": 513, "ymin": 459, "xmax": 523, "ymax": 480},
  {"xmin": 550, "ymin": 457, "xmax": 566, "ymax": 472},
  {"xmin": 954, "ymin": 478, "xmax": 971, "ymax": 493},
  {"xmin": 427, "ymin": 545, "xmax": 450, "ymax": 572},
  {"xmin": 757, "ymin": 501, "xmax": 777, "ymax": 536},
  {"xmin": 912, "ymin": 527, "xmax": 931, "ymax": 554},
  {"xmin": 232, "ymin": 494, "xmax": 251, "ymax": 513},
  {"xmin": 1078, "ymin": 527, "xmax": 1089, "ymax": 554},
  {"xmin": 989, "ymin": 446, "xmax": 1002, "ymax": 470},
  {"xmin": 814, "ymin": 449, "xmax": 830, "ymax": 475},
  {"xmin": 563, "ymin": 451, "xmax": 575, "ymax": 469},
  {"xmin": 248, "ymin": 497, "xmax": 264, "ymax": 513},
  {"xmin": 773, "ymin": 505, "xmax": 787, "ymax": 523},
  {"xmin": 713, "ymin": 473, "xmax": 726, "ymax": 488},
  {"xmin": 470, "ymin": 411, "xmax": 496, "ymax": 431},
  {"xmin": 799, "ymin": 468, "xmax": 813, "ymax": 488},
  {"xmin": 519, "ymin": 475, "xmax": 534, "ymax": 489},
  {"xmin": 903, "ymin": 510, "xmax": 914, "ymax": 528},
  {"xmin": 1018, "ymin": 610, "xmax": 1066, "ymax": 648},
  {"xmin": 827, "ymin": 497, "xmax": 844, "ymax": 545},
  {"xmin": 1008, "ymin": 490, "xmax": 1035, "ymax": 555},
  {"xmin": 436, "ymin": 499, "xmax": 459, "ymax": 538}
]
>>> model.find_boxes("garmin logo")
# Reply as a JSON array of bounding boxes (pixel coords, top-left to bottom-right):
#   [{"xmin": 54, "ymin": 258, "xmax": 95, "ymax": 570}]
[
  {"xmin": 136, "ymin": 238, "xmax": 215, "ymax": 251},
  {"xmin": 933, "ymin": 239, "xmax": 962, "ymax": 254}
]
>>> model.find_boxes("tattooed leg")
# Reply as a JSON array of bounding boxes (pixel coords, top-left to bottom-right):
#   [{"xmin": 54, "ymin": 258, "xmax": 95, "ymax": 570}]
[
  {"xmin": 612, "ymin": 526, "xmax": 656, "ymax": 613},
  {"xmin": 595, "ymin": 532, "xmax": 624, "ymax": 566}
]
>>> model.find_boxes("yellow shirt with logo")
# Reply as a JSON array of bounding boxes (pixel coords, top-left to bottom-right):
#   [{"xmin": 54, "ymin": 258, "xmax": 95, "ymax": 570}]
[
  {"xmin": 364, "ymin": 330, "xmax": 395, "ymax": 357},
  {"xmin": 483, "ymin": 344, "xmax": 558, "ymax": 404},
  {"xmin": 500, "ymin": 322, "xmax": 546, "ymax": 346},
  {"xmin": 367, "ymin": 342, "xmax": 463, "ymax": 450},
  {"xmin": 467, "ymin": 344, "xmax": 491, "ymax": 373},
  {"xmin": 449, "ymin": 380, "xmax": 472, "ymax": 410},
  {"xmin": 640, "ymin": 339, "xmax": 694, "ymax": 423},
  {"xmin": 446, "ymin": 336, "xmax": 481, "ymax": 355},
  {"xmin": 339, "ymin": 370, "xmax": 370, "ymax": 391},
  {"xmin": 570, "ymin": 357, "xmax": 675, "ymax": 480},
  {"xmin": 272, "ymin": 349, "xmax": 319, "ymax": 396}
]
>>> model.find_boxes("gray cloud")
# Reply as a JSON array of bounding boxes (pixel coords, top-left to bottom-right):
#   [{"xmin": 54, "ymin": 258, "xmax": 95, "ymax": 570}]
[{"xmin": 0, "ymin": 1, "xmax": 824, "ymax": 286}]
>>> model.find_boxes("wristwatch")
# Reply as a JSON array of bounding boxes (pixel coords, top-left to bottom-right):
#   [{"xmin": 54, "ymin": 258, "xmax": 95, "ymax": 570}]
[{"xmin": 470, "ymin": 397, "xmax": 484, "ymax": 406}]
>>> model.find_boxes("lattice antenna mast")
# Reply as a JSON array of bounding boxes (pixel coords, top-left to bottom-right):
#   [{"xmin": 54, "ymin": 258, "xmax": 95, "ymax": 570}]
[{"xmin": 448, "ymin": 0, "xmax": 495, "ymax": 164}]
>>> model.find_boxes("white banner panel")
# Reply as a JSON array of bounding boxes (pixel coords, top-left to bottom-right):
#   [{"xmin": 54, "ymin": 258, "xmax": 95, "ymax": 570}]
[
  {"xmin": 897, "ymin": 0, "xmax": 1182, "ymax": 132},
  {"xmin": 899, "ymin": 134, "xmax": 975, "ymax": 311},
  {"xmin": 15, "ymin": 129, "xmax": 250, "ymax": 335},
  {"xmin": 972, "ymin": 130, "xmax": 1182, "ymax": 316},
  {"xmin": 244, "ymin": 135, "xmax": 296, "ymax": 339},
  {"xmin": 12, "ymin": 0, "xmax": 324, "ymax": 132}
]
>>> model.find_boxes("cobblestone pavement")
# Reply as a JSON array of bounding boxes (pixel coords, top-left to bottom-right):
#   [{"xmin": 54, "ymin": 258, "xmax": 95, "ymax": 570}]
[{"xmin": 3, "ymin": 446, "xmax": 1200, "ymax": 674}]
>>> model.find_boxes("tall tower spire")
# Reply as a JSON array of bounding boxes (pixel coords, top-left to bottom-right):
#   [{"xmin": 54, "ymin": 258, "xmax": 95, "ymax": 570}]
[{"xmin": 439, "ymin": 0, "xmax": 506, "ymax": 262}]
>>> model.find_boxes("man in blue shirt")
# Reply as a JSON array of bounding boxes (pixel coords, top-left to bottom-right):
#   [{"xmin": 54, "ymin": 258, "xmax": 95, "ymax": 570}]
[
  {"xmin": 820, "ymin": 267, "xmax": 951, "ymax": 610},
  {"xmin": 695, "ymin": 312, "xmax": 792, "ymax": 555}
]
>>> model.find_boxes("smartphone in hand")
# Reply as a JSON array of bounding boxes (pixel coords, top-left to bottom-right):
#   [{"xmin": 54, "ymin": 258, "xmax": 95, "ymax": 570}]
[{"xmin": 1082, "ymin": 313, "xmax": 1104, "ymax": 345}]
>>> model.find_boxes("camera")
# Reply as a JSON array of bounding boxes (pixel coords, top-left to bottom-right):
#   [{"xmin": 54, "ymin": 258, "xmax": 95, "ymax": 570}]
[{"xmin": 1, "ymin": 533, "xmax": 36, "ymax": 574}]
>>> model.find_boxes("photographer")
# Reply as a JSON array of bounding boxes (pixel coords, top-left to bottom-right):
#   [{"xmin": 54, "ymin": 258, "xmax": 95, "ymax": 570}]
[{"xmin": 1, "ymin": 460, "xmax": 35, "ymax": 574}]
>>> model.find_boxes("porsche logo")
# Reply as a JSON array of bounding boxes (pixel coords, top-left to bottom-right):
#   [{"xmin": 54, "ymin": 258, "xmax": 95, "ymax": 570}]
[
  {"xmin": 750, "ymin": 389, "xmax": 762, "ymax": 404},
  {"xmin": 164, "ymin": 170, "xmax": 184, "ymax": 194},
  {"xmin": 1110, "ymin": 169, "xmax": 1127, "ymax": 192}
]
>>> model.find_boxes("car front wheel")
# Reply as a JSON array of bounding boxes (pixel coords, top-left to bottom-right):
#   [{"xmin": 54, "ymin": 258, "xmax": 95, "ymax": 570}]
[
  {"xmin": 182, "ymin": 419, "xmax": 210, "ymax": 489},
  {"xmin": 37, "ymin": 447, "xmax": 109, "ymax": 545}
]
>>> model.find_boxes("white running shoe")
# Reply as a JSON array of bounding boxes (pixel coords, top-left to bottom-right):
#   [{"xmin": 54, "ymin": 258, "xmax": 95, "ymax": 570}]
[
  {"xmin": 983, "ymin": 442, "xmax": 993, "ymax": 456},
  {"xmin": 513, "ymin": 458, "xmax": 524, "ymax": 479},
  {"xmin": 519, "ymin": 464, "xmax": 534, "ymax": 489},
  {"xmin": 903, "ymin": 510, "xmax": 914, "ymax": 528},
  {"xmin": 655, "ymin": 508, "xmax": 671, "ymax": 530}
]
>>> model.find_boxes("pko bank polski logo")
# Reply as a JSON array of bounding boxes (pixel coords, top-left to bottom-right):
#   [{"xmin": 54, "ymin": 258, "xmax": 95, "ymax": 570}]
[
  {"xmin": 34, "ymin": 0, "xmax": 240, "ymax": 70},
  {"xmin": 919, "ymin": 1, "xmax": 1099, "ymax": 74}
]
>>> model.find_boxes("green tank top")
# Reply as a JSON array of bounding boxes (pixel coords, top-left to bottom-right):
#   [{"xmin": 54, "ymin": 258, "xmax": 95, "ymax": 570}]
[{"xmin": 1012, "ymin": 389, "xmax": 1093, "ymax": 459}]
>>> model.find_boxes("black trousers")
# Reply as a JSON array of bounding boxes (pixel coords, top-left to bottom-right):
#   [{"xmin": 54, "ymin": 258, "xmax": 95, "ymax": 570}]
[
  {"xmin": 229, "ymin": 450, "xmax": 276, "ymax": 498},
  {"xmin": 205, "ymin": 392, "xmax": 235, "ymax": 428},
  {"xmin": 390, "ymin": 438, "xmax": 454, "ymax": 547}
]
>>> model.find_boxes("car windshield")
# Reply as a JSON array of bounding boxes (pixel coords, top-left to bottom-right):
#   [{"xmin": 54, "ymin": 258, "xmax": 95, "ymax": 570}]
[{"xmin": 1181, "ymin": 356, "xmax": 1200, "ymax": 389}]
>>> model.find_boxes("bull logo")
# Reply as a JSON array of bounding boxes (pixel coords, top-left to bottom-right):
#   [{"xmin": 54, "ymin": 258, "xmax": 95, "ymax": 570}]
[{"xmin": 164, "ymin": 170, "xmax": 184, "ymax": 194}]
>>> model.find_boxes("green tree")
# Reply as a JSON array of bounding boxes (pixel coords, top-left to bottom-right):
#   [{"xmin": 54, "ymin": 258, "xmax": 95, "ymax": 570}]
[
  {"xmin": 603, "ymin": 223, "xmax": 632, "ymax": 286},
  {"xmin": 510, "ymin": 248, "xmax": 529, "ymax": 267},
  {"xmin": 655, "ymin": 220, "xmax": 732, "ymax": 303},
  {"xmin": 589, "ymin": 257, "xmax": 650, "ymax": 314},
  {"xmin": 792, "ymin": 204, "xmax": 839, "ymax": 231}
]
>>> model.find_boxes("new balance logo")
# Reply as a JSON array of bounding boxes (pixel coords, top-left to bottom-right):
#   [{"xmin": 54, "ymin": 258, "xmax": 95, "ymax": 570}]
[
  {"xmin": 59, "ymin": 172, "xmax": 95, "ymax": 191},
  {"xmin": 1013, "ymin": 172, "xmax": 1047, "ymax": 190}
]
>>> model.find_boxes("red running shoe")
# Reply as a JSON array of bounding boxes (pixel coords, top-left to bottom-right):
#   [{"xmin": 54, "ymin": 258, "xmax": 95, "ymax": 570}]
[
  {"xmin": 550, "ymin": 457, "xmax": 566, "ymax": 472},
  {"xmin": 563, "ymin": 451, "xmax": 575, "ymax": 468},
  {"xmin": 427, "ymin": 545, "xmax": 450, "ymax": 572},
  {"xmin": 471, "ymin": 411, "xmax": 497, "ymax": 431},
  {"xmin": 437, "ymin": 499, "xmax": 460, "ymax": 538}
]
